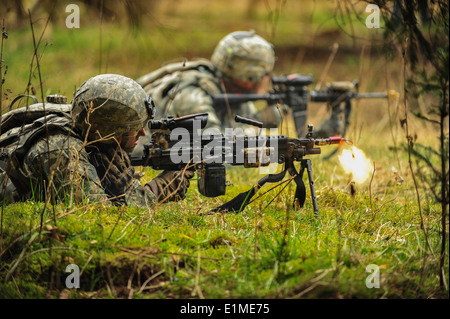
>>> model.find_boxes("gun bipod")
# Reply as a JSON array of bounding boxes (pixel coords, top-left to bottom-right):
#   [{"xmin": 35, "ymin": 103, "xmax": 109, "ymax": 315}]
[{"xmin": 289, "ymin": 159, "xmax": 320, "ymax": 218}]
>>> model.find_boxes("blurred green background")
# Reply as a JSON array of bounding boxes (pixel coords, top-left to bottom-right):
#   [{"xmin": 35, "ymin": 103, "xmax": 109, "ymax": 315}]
[
  {"xmin": 0, "ymin": 1, "xmax": 393, "ymax": 97},
  {"xmin": 1, "ymin": 0, "xmax": 404, "ymax": 141},
  {"xmin": 1, "ymin": 0, "xmax": 413, "ymax": 147}
]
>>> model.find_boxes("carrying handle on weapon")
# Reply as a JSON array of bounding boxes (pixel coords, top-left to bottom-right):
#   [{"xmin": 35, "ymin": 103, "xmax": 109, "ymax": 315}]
[{"xmin": 234, "ymin": 115, "xmax": 263, "ymax": 128}]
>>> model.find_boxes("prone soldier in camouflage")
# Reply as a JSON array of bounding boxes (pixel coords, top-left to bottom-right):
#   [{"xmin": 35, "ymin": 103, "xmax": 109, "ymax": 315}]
[
  {"xmin": 0, "ymin": 74, "xmax": 192, "ymax": 207},
  {"xmin": 133, "ymin": 30, "xmax": 287, "ymax": 157}
]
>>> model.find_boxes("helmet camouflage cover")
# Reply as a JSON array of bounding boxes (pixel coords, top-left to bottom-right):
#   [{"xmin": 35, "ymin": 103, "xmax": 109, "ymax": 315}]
[
  {"xmin": 71, "ymin": 74, "xmax": 155, "ymax": 143},
  {"xmin": 211, "ymin": 30, "xmax": 275, "ymax": 83}
]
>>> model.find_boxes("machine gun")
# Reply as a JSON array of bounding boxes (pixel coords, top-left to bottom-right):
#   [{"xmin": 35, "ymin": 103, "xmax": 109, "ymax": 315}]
[
  {"xmin": 211, "ymin": 75, "xmax": 392, "ymax": 139},
  {"xmin": 130, "ymin": 113, "xmax": 347, "ymax": 216}
]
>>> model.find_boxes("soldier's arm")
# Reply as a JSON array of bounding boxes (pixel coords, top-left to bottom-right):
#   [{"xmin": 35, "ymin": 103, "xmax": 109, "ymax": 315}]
[
  {"xmin": 170, "ymin": 86, "xmax": 223, "ymax": 131},
  {"xmin": 23, "ymin": 134, "xmax": 157, "ymax": 207},
  {"xmin": 239, "ymin": 101, "xmax": 288, "ymax": 128}
]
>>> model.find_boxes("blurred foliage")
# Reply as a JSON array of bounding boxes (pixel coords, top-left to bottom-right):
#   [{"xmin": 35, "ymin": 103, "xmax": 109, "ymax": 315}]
[
  {"xmin": 370, "ymin": 0, "xmax": 449, "ymax": 290},
  {"xmin": 0, "ymin": 0, "xmax": 397, "ymax": 131},
  {"xmin": 0, "ymin": 0, "xmax": 157, "ymax": 30}
]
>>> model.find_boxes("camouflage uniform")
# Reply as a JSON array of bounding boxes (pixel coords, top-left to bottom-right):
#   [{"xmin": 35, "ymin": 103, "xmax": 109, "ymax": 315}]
[
  {"xmin": 133, "ymin": 31, "xmax": 283, "ymax": 157},
  {"xmin": 19, "ymin": 130, "xmax": 156, "ymax": 207},
  {"xmin": 1, "ymin": 74, "xmax": 187, "ymax": 208},
  {"xmin": 136, "ymin": 59, "xmax": 271, "ymax": 132}
]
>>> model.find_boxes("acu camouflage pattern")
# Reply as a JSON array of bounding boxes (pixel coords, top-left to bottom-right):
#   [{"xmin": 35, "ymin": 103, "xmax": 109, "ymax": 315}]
[
  {"xmin": 23, "ymin": 132, "xmax": 157, "ymax": 207},
  {"xmin": 137, "ymin": 59, "xmax": 223, "ymax": 127},
  {"xmin": 135, "ymin": 31, "xmax": 276, "ymax": 129},
  {"xmin": 72, "ymin": 74, "xmax": 151, "ymax": 144},
  {"xmin": 0, "ymin": 99, "xmax": 157, "ymax": 208},
  {"xmin": 0, "ymin": 103, "xmax": 72, "ymax": 133},
  {"xmin": 0, "ymin": 103, "xmax": 75, "ymax": 202},
  {"xmin": 132, "ymin": 56, "xmax": 283, "ymax": 157},
  {"xmin": 211, "ymin": 30, "xmax": 275, "ymax": 83}
]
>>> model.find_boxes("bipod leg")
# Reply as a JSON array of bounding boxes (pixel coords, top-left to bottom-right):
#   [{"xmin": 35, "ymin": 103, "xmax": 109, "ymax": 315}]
[
  {"xmin": 303, "ymin": 159, "xmax": 319, "ymax": 217},
  {"xmin": 288, "ymin": 161, "xmax": 305, "ymax": 210}
]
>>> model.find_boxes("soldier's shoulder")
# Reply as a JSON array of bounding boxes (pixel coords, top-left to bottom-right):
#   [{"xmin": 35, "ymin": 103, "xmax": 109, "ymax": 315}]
[
  {"xmin": 137, "ymin": 58, "xmax": 217, "ymax": 87},
  {"xmin": 27, "ymin": 133, "xmax": 84, "ymax": 155}
]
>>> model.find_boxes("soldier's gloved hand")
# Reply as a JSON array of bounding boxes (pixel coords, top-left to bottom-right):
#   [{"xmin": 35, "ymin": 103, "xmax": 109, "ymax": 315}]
[
  {"xmin": 315, "ymin": 111, "xmax": 344, "ymax": 138},
  {"xmin": 257, "ymin": 104, "xmax": 290, "ymax": 127},
  {"xmin": 96, "ymin": 146, "xmax": 135, "ymax": 204},
  {"xmin": 146, "ymin": 170, "xmax": 195, "ymax": 203},
  {"xmin": 327, "ymin": 81, "xmax": 355, "ymax": 91}
]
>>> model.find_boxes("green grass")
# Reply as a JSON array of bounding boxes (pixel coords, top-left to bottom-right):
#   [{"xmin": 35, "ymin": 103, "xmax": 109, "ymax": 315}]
[{"xmin": 0, "ymin": 136, "xmax": 447, "ymax": 298}]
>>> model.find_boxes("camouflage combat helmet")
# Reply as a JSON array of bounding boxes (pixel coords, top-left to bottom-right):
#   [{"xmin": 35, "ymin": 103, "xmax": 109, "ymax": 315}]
[
  {"xmin": 211, "ymin": 30, "xmax": 275, "ymax": 84},
  {"xmin": 71, "ymin": 74, "xmax": 155, "ymax": 143}
]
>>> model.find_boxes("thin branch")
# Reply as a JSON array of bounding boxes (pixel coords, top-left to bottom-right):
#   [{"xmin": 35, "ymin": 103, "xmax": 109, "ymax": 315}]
[{"xmin": 402, "ymin": 43, "xmax": 436, "ymax": 259}]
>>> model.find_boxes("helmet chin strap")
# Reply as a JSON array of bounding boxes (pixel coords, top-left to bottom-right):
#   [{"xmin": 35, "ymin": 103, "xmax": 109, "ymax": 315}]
[
  {"xmin": 117, "ymin": 134, "xmax": 133, "ymax": 153},
  {"xmin": 122, "ymin": 146, "xmax": 135, "ymax": 154}
]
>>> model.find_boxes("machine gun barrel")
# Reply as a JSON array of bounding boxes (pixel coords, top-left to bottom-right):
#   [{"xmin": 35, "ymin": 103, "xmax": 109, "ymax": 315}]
[
  {"xmin": 309, "ymin": 90, "xmax": 389, "ymax": 102},
  {"xmin": 234, "ymin": 115, "xmax": 263, "ymax": 128},
  {"xmin": 355, "ymin": 92, "xmax": 389, "ymax": 99},
  {"xmin": 315, "ymin": 136, "xmax": 347, "ymax": 145}
]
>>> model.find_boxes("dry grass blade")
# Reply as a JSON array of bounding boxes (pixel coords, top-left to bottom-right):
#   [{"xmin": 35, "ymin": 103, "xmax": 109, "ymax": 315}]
[
  {"xmin": 4, "ymin": 232, "xmax": 38, "ymax": 283},
  {"xmin": 138, "ymin": 269, "xmax": 165, "ymax": 294}
]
